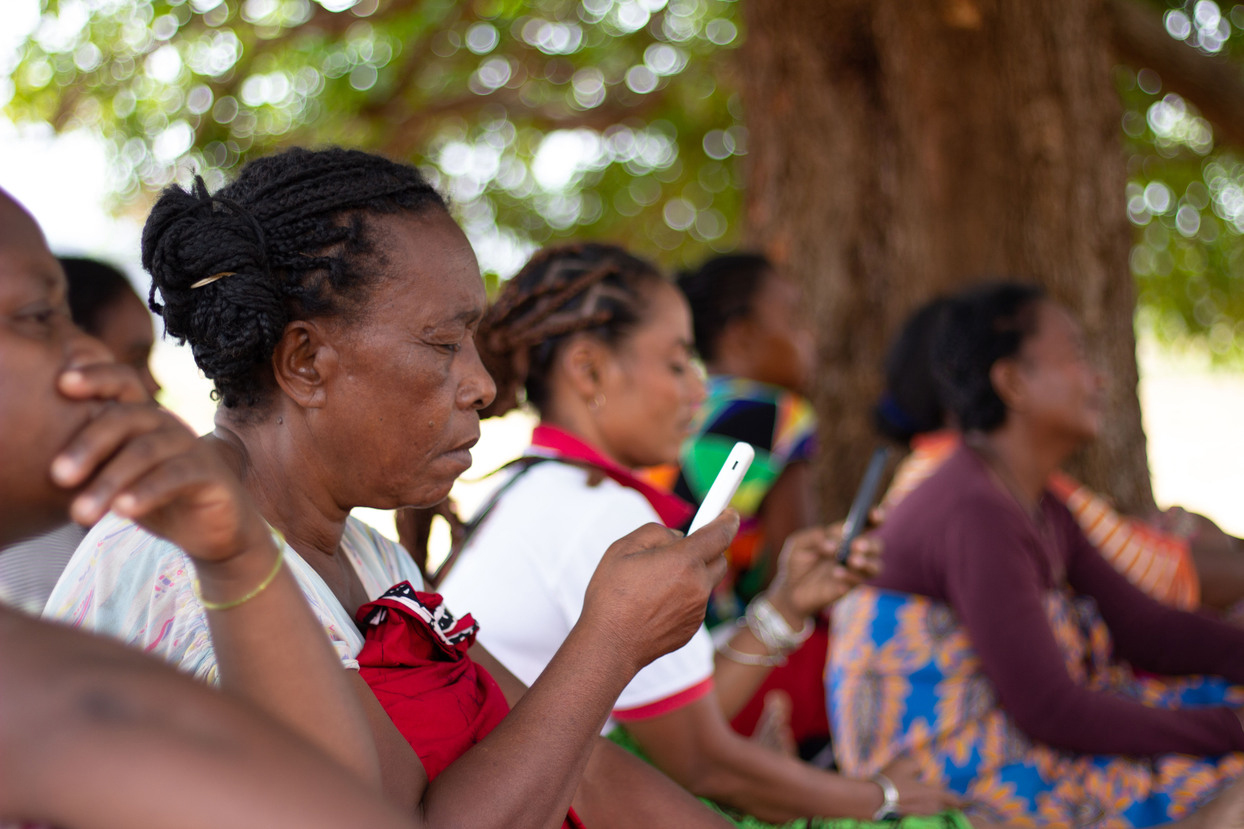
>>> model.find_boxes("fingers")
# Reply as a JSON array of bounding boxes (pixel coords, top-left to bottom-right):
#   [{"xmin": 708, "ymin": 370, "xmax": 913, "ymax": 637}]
[
  {"xmin": 57, "ymin": 363, "xmax": 151, "ymax": 406},
  {"xmin": 51, "ymin": 404, "xmax": 197, "ymax": 524},
  {"xmin": 685, "ymin": 509, "xmax": 739, "ymax": 561}
]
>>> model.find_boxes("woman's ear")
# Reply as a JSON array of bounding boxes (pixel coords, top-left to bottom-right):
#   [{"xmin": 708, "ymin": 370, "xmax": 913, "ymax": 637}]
[
  {"xmin": 559, "ymin": 334, "xmax": 609, "ymax": 401},
  {"xmin": 990, "ymin": 357, "xmax": 1026, "ymax": 414},
  {"xmin": 271, "ymin": 320, "xmax": 338, "ymax": 409}
]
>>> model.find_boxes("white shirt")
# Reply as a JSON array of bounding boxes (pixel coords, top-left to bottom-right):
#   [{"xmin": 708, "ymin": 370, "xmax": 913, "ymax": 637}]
[{"xmin": 440, "ymin": 460, "xmax": 715, "ymax": 731}]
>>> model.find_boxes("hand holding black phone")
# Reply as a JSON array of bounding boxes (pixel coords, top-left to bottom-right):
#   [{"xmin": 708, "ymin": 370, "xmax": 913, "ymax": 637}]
[{"xmin": 837, "ymin": 447, "xmax": 891, "ymax": 565}]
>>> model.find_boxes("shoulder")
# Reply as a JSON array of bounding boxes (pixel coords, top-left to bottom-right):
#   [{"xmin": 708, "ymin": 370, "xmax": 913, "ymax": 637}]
[{"xmin": 499, "ymin": 461, "xmax": 657, "ymax": 527}]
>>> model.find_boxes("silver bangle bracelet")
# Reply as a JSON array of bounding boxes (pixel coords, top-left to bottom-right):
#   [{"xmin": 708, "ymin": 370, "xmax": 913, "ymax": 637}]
[
  {"xmin": 871, "ymin": 771, "xmax": 900, "ymax": 820},
  {"xmin": 745, "ymin": 594, "xmax": 814, "ymax": 654},
  {"xmin": 717, "ymin": 640, "xmax": 786, "ymax": 667}
]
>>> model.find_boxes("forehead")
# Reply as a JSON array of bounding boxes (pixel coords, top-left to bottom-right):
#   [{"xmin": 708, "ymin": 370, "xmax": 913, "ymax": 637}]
[
  {"xmin": 1026, "ymin": 300, "xmax": 1081, "ymax": 351},
  {"xmin": 0, "ymin": 195, "xmax": 63, "ymax": 295},
  {"xmin": 366, "ymin": 209, "xmax": 484, "ymax": 316}
]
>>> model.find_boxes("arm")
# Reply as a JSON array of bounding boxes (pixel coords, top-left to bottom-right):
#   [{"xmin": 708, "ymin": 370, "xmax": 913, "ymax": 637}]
[
  {"xmin": 2, "ymin": 615, "xmax": 412, "ymax": 829},
  {"xmin": 413, "ymin": 517, "xmax": 737, "ymax": 828},
  {"xmin": 1065, "ymin": 512, "xmax": 1244, "ymax": 681},
  {"xmin": 50, "ymin": 364, "xmax": 382, "ymax": 791},
  {"xmin": 623, "ymin": 693, "xmax": 955, "ymax": 822},
  {"xmin": 944, "ymin": 503, "xmax": 1244, "ymax": 756},
  {"xmin": 714, "ymin": 526, "xmax": 880, "ymax": 719}
]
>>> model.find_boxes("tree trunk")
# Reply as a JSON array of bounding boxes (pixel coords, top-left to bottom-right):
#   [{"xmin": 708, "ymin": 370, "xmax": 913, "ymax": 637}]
[{"xmin": 736, "ymin": 0, "xmax": 1153, "ymax": 518}]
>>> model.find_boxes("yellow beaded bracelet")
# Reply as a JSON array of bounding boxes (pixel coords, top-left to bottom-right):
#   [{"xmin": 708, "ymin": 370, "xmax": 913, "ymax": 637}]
[{"xmin": 192, "ymin": 529, "xmax": 286, "ymax": 612}]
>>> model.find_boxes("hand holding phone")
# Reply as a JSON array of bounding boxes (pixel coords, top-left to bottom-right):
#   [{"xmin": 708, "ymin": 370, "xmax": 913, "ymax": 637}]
[
  {"xmin": 837, "ymin": 446, "xmax": 890, "ymax": 565},
  {"xmin": 687, "ymin": 442, "xmax": 755, "ymax": 535}
]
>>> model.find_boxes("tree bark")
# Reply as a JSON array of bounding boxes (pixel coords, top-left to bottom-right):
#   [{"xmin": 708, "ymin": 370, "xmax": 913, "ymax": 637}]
[{"xmin": 737, "ymin": 0, "xmax": 1153, "ymax": 517}]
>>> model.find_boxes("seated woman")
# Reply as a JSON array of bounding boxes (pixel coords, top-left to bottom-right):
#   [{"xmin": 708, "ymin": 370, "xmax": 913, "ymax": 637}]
[
  {"xmin": 440, "ymin": 243, "xmax": 968, "ymax": 827},
  {"xmin": 874, "ymin": 295, "xmax": 1224, "ymax": 613},
  {"xmin": 0, "ymin": 256, "xmax": 160, "ymax": 614},
  {"xmin": 671, "ymin": 253, "xmax": 827, "ymax": 749},
  {"xmin": 43, "ymin": 149, "xmax": 734, "ymax": 828},
  {"xmin": 830, "ymin": 282, "xmax": 1244, "ymax": 828},
  {"xmin": 0, "ymin": 188, "xmax": 413, "ymax": 827}
]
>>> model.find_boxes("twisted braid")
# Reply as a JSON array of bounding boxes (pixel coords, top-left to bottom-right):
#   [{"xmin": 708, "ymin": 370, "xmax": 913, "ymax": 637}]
[
  {"xmin": 142, "ymin": 147, "xmax": 447, "ymax": 409},
  {"xmin": 477, "ymin": 242, "xmax": 665, "ymax": 418}
]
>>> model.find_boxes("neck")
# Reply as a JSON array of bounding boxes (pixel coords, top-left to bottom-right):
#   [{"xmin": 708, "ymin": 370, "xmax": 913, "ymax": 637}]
[
  {"xmin": 211, "ymin": 405, "xmax": 350, "ymax": 559},
  {"xmin": 539, "ymin": 398, "xmax": 629, "ymax": 470},
  {"xmin": 972, "ymin": 421, "xmax": 1072, "ymax": 506}
]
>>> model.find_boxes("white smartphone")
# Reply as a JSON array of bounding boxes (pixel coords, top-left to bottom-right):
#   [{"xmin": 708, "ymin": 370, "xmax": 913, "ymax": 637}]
[{"xmin": 687, "ymin": 441, "xmax": 755, "ymax": 534}]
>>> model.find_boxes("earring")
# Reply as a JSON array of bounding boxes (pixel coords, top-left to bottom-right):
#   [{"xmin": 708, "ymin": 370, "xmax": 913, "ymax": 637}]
[{"xmin": 589, "ymin": 393, "xmax": 606, "ymax": 412}]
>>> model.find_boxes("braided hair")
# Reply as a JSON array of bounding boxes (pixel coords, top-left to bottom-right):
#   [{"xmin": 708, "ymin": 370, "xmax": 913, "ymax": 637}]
[
  {"xmin": 675, "ymin": 253, "xmax": 772, "ymax": 364},
  {"xmin": 932, "ymin": 281, "xmax": 1046, "ymax": 434},
  {"xmin": 142, "ymin": 147, "xmax": 447, "ymax": 409},
  {"xmin": 476, "ymin": 243, "xmax": 665, "ymax": 418}
]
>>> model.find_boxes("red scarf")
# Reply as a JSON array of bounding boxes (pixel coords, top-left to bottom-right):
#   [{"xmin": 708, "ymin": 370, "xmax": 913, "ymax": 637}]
[{"xmin": 530, "ymin": 424, "xmax": 695, "ymax": 529}]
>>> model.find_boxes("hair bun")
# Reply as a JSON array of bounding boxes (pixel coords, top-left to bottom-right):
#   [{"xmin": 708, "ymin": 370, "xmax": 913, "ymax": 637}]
[{"xmin": 143, "ymin": 176, "xmax": 287, "ymax": 405}]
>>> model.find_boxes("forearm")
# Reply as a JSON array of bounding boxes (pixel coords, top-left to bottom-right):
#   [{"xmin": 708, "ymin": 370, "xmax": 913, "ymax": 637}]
[
  {"xmin": 628, "ymin": 698, "xmax": 885, "ymax": 822},
  {"xmin": 572, "ymin": 738, "xmax": 732, "ymax": 829},
  {"xmin": 421, "ymin": 622, "xmax": 637, "ymax": 828},
  {"xmin": 199, "ymin": 551, "xmax": 382, "ymax": 792},
  {"xmin": 713, "ymin": 623, "xmax": 780, "ymax": 719}
]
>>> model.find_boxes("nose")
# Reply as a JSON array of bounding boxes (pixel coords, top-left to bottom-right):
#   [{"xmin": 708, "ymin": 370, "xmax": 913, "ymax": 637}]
[{"xmin": 461, "ymin": 338, "xmax": 498, "ymax": 412}]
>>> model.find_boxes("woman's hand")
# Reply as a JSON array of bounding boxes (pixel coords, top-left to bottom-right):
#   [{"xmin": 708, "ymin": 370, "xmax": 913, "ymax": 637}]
[
  {"xmin": 580, "ymin": 511, "xmax": 738, "ymax": 674},
  {"xmin": 49, "ymin": 363, "xmax": 271, "ymax": 567},
  {"xmin": 767, "ymin": 524, "xmax": 882, "ymax": 621},
  {"xmin": 878, "ymin": 756, "xmax": 961, "ymax": 816}
]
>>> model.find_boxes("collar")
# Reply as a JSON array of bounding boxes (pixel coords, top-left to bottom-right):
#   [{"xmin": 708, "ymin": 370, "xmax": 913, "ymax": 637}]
[{"xmin": 530, "ymin": 423, "xmax": 696, "ymax": 529}]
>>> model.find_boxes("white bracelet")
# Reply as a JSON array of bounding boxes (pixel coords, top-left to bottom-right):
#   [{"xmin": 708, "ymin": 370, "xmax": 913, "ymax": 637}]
[
  {"xmin": 871, "ymin": 772, "xmax": 900, "ymax": 820},
  {"xmin": 717, "ymin": 640, "xmax": 786, "ymax": 667},
  {"xmin": 744, "ymin": 594, "xmax": 813, "ymax": 654}
]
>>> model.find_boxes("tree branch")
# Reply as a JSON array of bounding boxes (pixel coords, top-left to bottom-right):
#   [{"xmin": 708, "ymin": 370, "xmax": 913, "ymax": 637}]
[{"xmin": 1107, "ymin": 0, "xmax": 1244, "ymax": 150}]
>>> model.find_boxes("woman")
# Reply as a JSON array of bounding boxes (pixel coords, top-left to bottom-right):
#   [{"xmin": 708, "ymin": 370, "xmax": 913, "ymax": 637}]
[
  {"xmin": 0, "ymin": 257, "xmax": 160, "ymax": 614},
  {"xmin": 440, "ymin": 243, "xmax": 967, "ymax": 827},
  {"xmin": 830, "ymin": 282, "xmax": 1244, "ymax": 827},
  {"xmin": 0, "ymin": 188, "xmax": 412, "ymax": 827},
  {"xmin": 874, "ymin": 295, "xmax": 1241, "ymax": 614},
  {"xmin": 43, "ymin": 148, "xmax": 735, "ymax": 827},
  {"xmin": 671, "ymin": 253, "xmax": 827, "ymax": 748}
]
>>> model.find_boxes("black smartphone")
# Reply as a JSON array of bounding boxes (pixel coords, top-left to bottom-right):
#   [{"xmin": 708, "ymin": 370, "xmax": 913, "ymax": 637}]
[{"xmin": 837, "ymin": 446, "xmax": 891, "ymax": 565}]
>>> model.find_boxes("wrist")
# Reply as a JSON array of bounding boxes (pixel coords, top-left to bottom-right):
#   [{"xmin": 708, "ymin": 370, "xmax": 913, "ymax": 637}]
[
  {"xmin": 743, "ymin": 594, "xmax": 813, "ymax": 656},
  {"xmin": 764, "ymin": 584, "xmax": 809, "ymax": 629},
  {"xmin": 870, "ymin": 772, "xmax": 900, "ymax": 820},
  {"xmin": 192, "ymin": 528, "xmax": 283, "ymax": 607}
]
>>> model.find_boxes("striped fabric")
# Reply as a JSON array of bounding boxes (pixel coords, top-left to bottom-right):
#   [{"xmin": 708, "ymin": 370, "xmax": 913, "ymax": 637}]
[{"xmin": 0, "ymin": 522, "xmax": 87, "ymax": 615}]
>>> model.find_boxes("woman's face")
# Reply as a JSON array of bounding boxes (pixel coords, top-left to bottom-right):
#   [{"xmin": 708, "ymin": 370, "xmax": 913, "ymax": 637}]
[
  {"xmin": 95, "ymin": 290, "xmax": 160, "ymax": 397},
  {"xmin": 0, "ymin": 195, "xmax": 115, "ymax": 545},
  {"xmin": 315, "ymin": 209, "xmax": 496, "ymax": 509},
  {"xmin": 740, "ymin": 270, "xmax": 815, "ymax": 395},
  {"xmin": 593, "ymin": 280, "xmax": 706, "ymax": 469},
  {"xmin": 1010, "ymin": 300, "xmax": 1104, "ymax": 445}
]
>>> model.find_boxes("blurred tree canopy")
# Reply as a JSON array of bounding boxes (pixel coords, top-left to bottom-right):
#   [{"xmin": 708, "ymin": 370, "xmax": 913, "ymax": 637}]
[{"xmin": 4, "ymin": 0, "xmax": 1244, "ymax": 358}]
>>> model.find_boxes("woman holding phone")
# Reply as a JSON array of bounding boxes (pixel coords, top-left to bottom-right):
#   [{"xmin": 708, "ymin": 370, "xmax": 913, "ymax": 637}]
[
  {"xmin": 42, "ymin": 148, "xmax": 739, "ymax": 828},
  {"xmin": 439, "ymin": 242, "xmax": 973, "ymax": 827},
  {"xmin": 831, "ymin": 282, "xmax": 1244, "ymax": 827}
]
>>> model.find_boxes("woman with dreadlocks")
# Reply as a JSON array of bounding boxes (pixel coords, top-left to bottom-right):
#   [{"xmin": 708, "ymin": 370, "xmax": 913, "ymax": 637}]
[
  {"xmin": 440, "ymin": 242, "xmax": 974, "ymax": 828},
  {"xmin": 43, "ymin": 147, "xmax": 737, "ymax": 827}
]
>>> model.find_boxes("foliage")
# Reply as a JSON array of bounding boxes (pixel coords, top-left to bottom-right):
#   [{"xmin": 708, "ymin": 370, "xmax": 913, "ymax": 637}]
[
  {"xmin": 4, "ymin": 0, "xmax": 744, "ymax": 277},
  {"xmin": 5, "ymin": 0, "xmax": 1244, "ymax": 358}
]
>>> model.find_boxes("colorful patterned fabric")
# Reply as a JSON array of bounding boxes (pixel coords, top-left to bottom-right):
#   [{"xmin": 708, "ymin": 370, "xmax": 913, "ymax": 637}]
[
  {"xmin": 44, "ymin": 511, "xmax": 425, "ymax": 681},
  {"xmin": 605, "ymin": 727, "xmax": 972, "ymax": 829},
  {"xmin": 882, "ymin": 432, "xmax": 1200, "ymax": 610},
  {"xmin": 830, "ymin": 586, "xmax": 1244, "ymax": 828},
  {"xmin": 672, "ymin": 376, "xmax": 818, "ymax": 618}
]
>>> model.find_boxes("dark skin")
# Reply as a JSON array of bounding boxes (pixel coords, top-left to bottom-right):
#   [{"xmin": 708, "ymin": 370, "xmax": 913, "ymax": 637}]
[
  {"xmin": 533, "ymin": 279, "xmax": 953, "ymax": 821},
  {"xmin": 200, "ymin": 208, "xmax": 737, "ymax": 827},
  {"xmin": 1, "ymin": 191, "xmax": 735, "ymax": 828}
]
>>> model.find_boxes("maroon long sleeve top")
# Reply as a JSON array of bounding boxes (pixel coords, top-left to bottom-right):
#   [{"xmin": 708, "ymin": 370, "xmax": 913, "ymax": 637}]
[{"xmin": 871, "ymin": 444, "xmax": 1244, "ymax": 757}]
